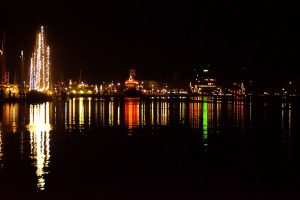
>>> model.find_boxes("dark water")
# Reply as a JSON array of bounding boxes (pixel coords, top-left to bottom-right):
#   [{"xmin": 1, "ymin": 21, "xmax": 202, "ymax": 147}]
[{"xmin": 1, "ymin": 96, "xmax": 300, "ymax": 199}]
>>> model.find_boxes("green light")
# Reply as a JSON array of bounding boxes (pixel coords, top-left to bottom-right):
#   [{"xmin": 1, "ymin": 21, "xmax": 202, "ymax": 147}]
[
  {"xmin": 203, "ymin": 69, "xmax": 208, "ymax": 73},
  {"xmin": 203, "ymin": 96, "xmax": 208, "ymax": 149}
]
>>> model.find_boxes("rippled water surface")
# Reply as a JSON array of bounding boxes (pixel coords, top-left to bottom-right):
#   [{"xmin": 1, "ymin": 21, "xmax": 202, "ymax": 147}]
[{"xmin": 1, "ymin": 96, "xmax": 300, "ymax": 199}]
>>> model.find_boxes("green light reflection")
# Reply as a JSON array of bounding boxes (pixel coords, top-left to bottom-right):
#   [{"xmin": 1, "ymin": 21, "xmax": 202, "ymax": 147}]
[{"xmin": 203, "ymin": 97, "xmax": 208, "ymax": 149}]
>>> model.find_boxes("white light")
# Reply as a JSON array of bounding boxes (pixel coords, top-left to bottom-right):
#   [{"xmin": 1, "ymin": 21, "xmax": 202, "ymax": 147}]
[{"xmin": 29, "ymin": 26, "xmax": 51, "ymax": 92}]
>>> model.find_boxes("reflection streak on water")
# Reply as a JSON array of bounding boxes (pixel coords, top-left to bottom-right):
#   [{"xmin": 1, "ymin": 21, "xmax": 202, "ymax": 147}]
[
  {"xmin": 66, "ymin": 97, "xmax": 95, "ymax": 129},
  {"xmin": 99, "ymin": 99, "xmax": 105, "ymax": 125},
  {"xmin": 289, "ymin": 103, "xmax": 291, "ymax": 138},
  {"xmin": 161, "ymin": 102, "xmax": 169, "ymax": 126},
  {"xmin": 117, "ymin": 102, "xmax": 120, "ymax": 126},
  {"xmin": 109, "ymin": 100, "xmax": 114, "ymax": 126},
  {"xmin": 27, "ymin": 103, "xmax": 52, "ymax": 191},
  {"xmin": 88, "ymin": 97, "xmax": 92, "ymax": 126},
  {"xmin": 2, "ymin": 97, "xmax": 293, "ymax": 193},
  {"xmin": 65, "ymin": 102, "xmax": 68, "ymax": 129},
  {"xmin": 79, "ymin": 97, "xmax": 84, "ymax": 129},
  {"xmin": 249, "ymin": 101, "xmax": 252, "ymax": 128},
  {"xmin": 216, "ymin": 100, "xmax": 221, "ymax": 125},
  {"xmin": 281, "ymin": 102, "xmax": 286, "ymax": 129},
  {"xmin": 151, "ymin": 101, "xmax": 155, "ymax": 126},
  {"xmin": 0, "ymin": 127, "xmax": 3, "ymax": 168},
  {"xmin": 202, "ymin": 99, "xmax": 208, "ymax": 148},
  {"xmin": 61, "ymin": 97, "xmax": 262, "ymax": 136},
  {"xmin": 2, "ymin": 103, "xmax": 19, "ymax": 133},
  {"xmin": 233, "ymin": 99, "xmax": 244, "ymax": 131},
  {"xmin": 125, "ymin": 99, "xmax": 139, "ymax": 130},
  {"xmin": 179, "ymin": 101, "xmax": 186, "ymax": 124},
  {"xmin": 140, "ymin": 101, "xmax": 145, "ymax": 126},
  {"xmin": 281, "ymin": 102, "xmax": 292, "ymax": 142},
  {"xmin": 189, "ymin": 101, "xmax": 200, "ymax": 129}
]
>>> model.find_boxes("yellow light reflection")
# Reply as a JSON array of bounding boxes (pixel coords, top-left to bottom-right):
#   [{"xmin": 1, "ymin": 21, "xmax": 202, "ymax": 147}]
[
  {"xmin": 160, "ymin": 102, "xmax": 169, "ymax": 126},
  {"xmin": 88, "ymin": 97, "xmax": 92, "ymax": 126},
  {"xmin": 72, "ymin": 98, "xmax": 75, "ymax": 126},
  {"xmin": 157, "ymin": 102, "xmax": 160, "ymax": 125},
  {"xmin": 117, "ymin": 102, "xmax": 120, "ymax": 126},
  {"xmin": 0, "ymin": 127, "xmax": 3, "ymax": 168},
  {"xmin": 79, "ymin": 97, "xmax": 84, "ymax": 129},
  {"xmin": 216, "ymin": 101, "xmax": 222, "ymax": 123},
  {"xmin": 95, "ymin": 98, "xmax": 98, "ymax": 124},
  {"xmin": 99, "ymin": 99, "xmax": 105, "ymax": 125},
  {"xmin": 2, "ymin": 103, "xmax": 19, "ymax": 133},
  {"xmin": 109, "ymin": 100, "xmax": 114, "ymax": 126},
  {"xmin": 179, "ymin": 101, "xmax": 186, "ymax": 124},
  {"xmin": 26, "ymin": 102, "xmax": 52, "ymax": 191},
  {"xmin": 140, "ymin": 101, "xmax": 146, "ymax": 126},
  {"xmin": 151, "ymin": 101, "xmax": 155, "ymax": 126},
  {"xmin": 66, "ymin": 99, "xmax": 73, "ymax": 130}
]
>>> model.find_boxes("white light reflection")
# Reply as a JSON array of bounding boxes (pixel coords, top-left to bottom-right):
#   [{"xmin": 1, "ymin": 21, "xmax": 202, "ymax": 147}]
[{"xmin": 26, "ymin": 102, "xmax": 52, "ymax": 191}]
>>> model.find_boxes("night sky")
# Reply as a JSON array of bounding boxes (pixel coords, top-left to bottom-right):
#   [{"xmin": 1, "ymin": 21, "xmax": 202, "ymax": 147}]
[{"xmin": 1, "ymin": 1, "xmax": 300, "ymax": 87}]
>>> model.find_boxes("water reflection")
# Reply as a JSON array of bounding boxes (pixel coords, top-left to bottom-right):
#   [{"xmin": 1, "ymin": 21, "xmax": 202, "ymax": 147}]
[
  {"xmin": 0, "ymin": 127, "xmax": 3, "ymax": 168},
  {"xmin": 281, "ymin": 102, "xmax": 292, "ymax": 143},
  {"xmin": 124, "ymin": 98, "xmax": 140, "ymax": 131},
  {"xmin": 26, "ymin": 102, "xmax": 52, "ymax": 191},
  {"xmin": 2, "ymin": 103, "xmax": 19, "ymax": 133},
  {"xmin": 0, "ymin": 96, "xmax": 297, "ymax": 196},
  {"xmin": 62, "ymin": 97, "xmax": 259, "ymax": 135},
  {"xmin": 202, "ymin": 99, "xmax": 208, "ymax": 148}
]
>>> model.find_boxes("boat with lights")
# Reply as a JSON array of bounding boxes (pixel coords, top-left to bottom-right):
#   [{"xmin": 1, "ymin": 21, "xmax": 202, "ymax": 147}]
[{"xmin": 27, "ymin": 26, "xmax": 53, "ymax": 102}]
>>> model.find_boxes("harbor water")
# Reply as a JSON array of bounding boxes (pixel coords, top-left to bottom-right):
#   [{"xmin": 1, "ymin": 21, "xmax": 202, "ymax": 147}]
[{"xmin": 0, "ymin": 96, "xmax": 300, "ymax": 199}]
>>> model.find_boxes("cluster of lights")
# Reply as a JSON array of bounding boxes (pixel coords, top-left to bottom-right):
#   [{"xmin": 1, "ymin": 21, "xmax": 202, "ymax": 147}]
[{"xmin": 29, "ymin": 26, "xmax": 51, "ymax": 92}]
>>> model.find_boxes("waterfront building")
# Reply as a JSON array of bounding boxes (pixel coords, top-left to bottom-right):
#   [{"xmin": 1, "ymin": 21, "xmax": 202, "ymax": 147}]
[
  {"xmin": 0, "ymin": 32, "xmax": 20, "ymax": 100},
  {"xmin": 190, "ymin": 66, "xmax": 219, "ymax": 95},
  {"xmin": 125, "ymin": 69, "xmax": 139, "ymax": 90}
]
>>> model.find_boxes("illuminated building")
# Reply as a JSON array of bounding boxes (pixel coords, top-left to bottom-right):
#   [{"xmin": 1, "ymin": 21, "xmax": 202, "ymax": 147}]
[
  {"xmin": 29, "ymin": 26, "xmax": 51, "ymax": 93},
  {"xmin": 124, "ymin": 69, "xmax": 143, "ymax": 97},
  {"xmin": 125, "ymin": 69, "xmax": 139, "ymax": 89},
  {"xmin": 190, "ymin": 66, "xmax": 219, "ymax": 95}
]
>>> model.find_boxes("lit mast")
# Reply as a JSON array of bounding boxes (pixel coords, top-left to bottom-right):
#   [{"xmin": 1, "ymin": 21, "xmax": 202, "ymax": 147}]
[{"xmin": 29, "ymin": 26, "xmax": 51, "ymax": 92}]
